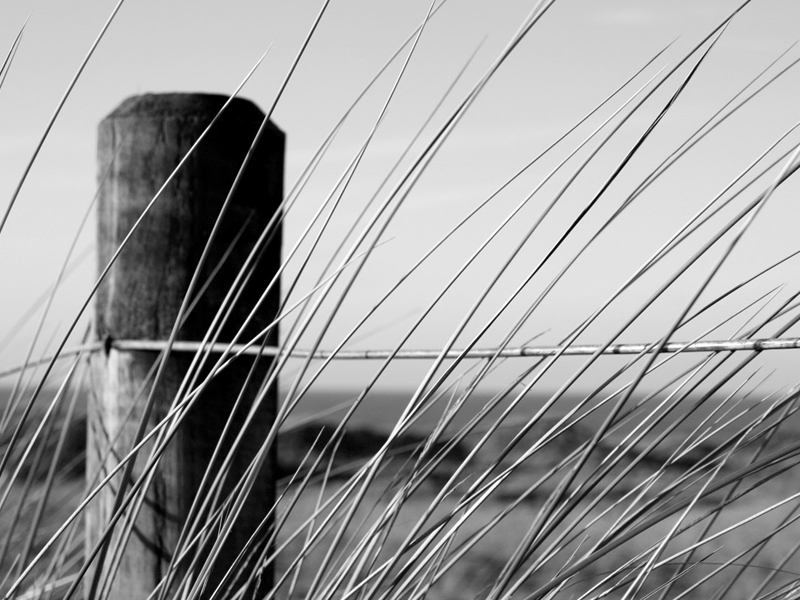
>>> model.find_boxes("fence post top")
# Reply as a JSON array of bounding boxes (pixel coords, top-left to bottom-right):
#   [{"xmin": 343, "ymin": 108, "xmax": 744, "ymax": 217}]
[{"xmin": 101, "ymin": 93, "xmax": 283, "ymax": 135}]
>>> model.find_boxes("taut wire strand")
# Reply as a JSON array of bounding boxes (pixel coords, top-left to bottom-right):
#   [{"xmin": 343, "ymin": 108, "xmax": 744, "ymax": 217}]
[
  {"xmin": 86, "ymin": 336, "xmax": 800, "ymax": 359},
  {"xmin": 3, "ymin": 336, "xmax": 799, "ymax": 381}
]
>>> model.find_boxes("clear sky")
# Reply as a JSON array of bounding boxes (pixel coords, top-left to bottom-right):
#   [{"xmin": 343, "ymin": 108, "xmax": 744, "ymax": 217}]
[{"xmin": 1, "ymin": 0, "xmax": 800, "ymax": 396}]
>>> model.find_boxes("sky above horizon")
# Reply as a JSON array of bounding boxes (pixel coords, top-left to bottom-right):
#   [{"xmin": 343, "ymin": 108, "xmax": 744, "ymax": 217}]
[{"xmin": 1, "ymin": 0, "xmax": 800, "ymax": 397}]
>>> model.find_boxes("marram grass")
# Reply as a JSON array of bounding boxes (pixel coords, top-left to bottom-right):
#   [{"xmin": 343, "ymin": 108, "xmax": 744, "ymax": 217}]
[{"xmin": 3, "ymin": 1, "xmax": 800, "ymax": 599}]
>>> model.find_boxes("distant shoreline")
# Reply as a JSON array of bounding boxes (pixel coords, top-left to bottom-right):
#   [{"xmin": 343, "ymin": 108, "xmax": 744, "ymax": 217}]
[{"xmin": 2, "ymin": 385, "xmax": 790, "ymax": 440}]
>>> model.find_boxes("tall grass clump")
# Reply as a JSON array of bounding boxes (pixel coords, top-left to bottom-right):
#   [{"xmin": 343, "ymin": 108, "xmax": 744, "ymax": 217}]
[{"xmin": 2, "ymin": 0, "xmax": 800, "ymax": 599}]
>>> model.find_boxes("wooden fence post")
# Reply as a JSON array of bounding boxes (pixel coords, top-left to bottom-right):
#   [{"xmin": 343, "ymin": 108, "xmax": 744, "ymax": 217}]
[{"xmin": 87, "ymin": 93, "xmax": 283, "ymax": 599}]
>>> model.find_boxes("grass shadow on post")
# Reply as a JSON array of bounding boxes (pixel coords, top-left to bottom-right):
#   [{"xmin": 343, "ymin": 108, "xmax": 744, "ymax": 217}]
[{"xmin": 87, "ymin": 93, "xmax": 283, "ymax": 599}]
